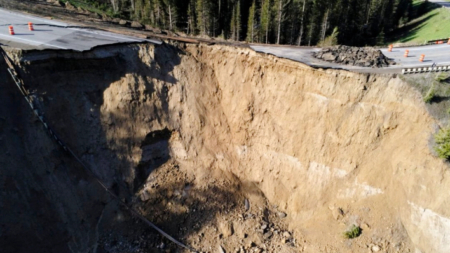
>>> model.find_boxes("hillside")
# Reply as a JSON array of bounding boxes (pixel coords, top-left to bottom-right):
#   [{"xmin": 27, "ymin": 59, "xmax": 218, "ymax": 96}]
[{"xmin": 389, "ymin": 0, "xmax": 450, "ymax": 44}]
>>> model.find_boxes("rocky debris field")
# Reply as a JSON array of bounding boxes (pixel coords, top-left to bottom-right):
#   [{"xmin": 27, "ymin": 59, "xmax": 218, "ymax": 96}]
[
  {"xmin": 129, "ymin": 162, "xmax": 300, "ymax": 253},
  {"xmin": 313, "ymin": 46, "xmax": 395, "ymax": 68}
]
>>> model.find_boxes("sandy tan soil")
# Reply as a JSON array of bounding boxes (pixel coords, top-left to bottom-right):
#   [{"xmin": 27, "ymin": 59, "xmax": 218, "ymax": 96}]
[{"xmin": 1, "ymin": 1, "xmax": 450, "ymax": 253}]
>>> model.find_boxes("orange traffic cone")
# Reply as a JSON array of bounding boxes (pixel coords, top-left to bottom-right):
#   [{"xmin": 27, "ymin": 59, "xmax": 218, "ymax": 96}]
[
  {"xmin": 8, "ymin": 26, "xmax": 14, "ymax": 35},
  {"xmin": 404, "ymin": 50, "xmax": 409, "ymax": 57},
  {"xmin": 388, "ymin": 44, "xmax": 393, "ymax": 52},
  {"xmin": 419, "ymin": 54, "xmax": 425, "ymax": 62},
  {"xmin": 28, "ymin": 22, "xmax": 34, "ymax": 31}
]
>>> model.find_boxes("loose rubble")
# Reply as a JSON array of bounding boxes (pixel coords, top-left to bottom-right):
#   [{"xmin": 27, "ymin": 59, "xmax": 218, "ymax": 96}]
[{"xmin": 314, "ymin": 45, "xmax": 395, "ymax": 68}]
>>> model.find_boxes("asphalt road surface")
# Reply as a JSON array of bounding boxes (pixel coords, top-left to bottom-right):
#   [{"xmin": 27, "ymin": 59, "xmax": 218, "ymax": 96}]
[
  {"xmin": 251, "ymin": 42, "xmax": 450, "ymax": 74},
  {"xmin": 429, "ymin": 0, "xmax": 450, "ymax": 8},
  {"xmin": 0, "ymin": 8, "xmax": 161, "ymax": 51},
  {"xmin": 1, "ymin": 6, "xmax": 449, "ymax": 74}
]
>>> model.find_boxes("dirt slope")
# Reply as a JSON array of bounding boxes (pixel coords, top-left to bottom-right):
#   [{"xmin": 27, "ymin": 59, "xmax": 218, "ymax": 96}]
[{"xmin": 1, "ymin": 42, "xmax": 449, "ymax": 253}]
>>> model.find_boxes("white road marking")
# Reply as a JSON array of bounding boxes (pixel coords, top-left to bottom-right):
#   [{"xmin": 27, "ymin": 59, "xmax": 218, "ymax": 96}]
[{"xmin": 0, "ymin": 33, "xmax": 68, "ymax": 50}]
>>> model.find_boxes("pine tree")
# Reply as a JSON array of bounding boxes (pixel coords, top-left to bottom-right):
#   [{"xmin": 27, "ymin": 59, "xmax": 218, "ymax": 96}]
[
  {"xmin": 196, "ymin": 0, "xmax": 205, "ymax": 35},
  {"xmin": 230, "ymin": 4, "xmax": 237, "ymax": 40},
  {"xmin": 275, "ymin": 0, "xmax": 292, "ymax": 44},
  {"xmin": 246, "ymin": 0, "xmax": 256, "ymax": 42},
  {"xmin": 78, "ymin": 0, "xmax": 414, "ymax": 47},
  {"xmin": 236, "ymin": 0, "xmax": 241, "ymax": 40},
  {"xmin": 187, "ymin": 1, "xmax": 196, "ymax": 34},
  {"xmin": 297, "ymin": 0, "xmax": 307, "ymax": 45},
  {"xmin": 261, "ymin": 0, "xmax": 271, "ymax": 43}
]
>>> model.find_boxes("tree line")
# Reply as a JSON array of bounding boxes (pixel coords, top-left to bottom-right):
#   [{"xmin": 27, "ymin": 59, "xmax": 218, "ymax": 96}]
[{"xmin": 92, "ymin": 0, "xmax": 415, "ymax": 46}]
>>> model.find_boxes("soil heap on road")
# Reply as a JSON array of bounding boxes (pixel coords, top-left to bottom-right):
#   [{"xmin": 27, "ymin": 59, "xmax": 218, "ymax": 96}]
[{"xmin": 314, "ymin": 45, "xmax": 395, "ymax": 68}]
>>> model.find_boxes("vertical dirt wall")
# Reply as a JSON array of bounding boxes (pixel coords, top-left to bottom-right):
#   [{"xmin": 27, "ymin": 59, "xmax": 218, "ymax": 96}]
[{"xmin": 1, "ymin": 43, "xmax": 450, "ymax": 252}]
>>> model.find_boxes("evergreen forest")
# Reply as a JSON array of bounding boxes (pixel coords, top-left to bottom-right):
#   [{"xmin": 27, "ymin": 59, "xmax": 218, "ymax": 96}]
[{"xmin": 84, "ymin": 0, "xmax": 418, "ymax": 46}]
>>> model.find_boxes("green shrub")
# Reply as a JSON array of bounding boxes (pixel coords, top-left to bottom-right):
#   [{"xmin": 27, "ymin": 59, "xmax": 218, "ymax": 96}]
[
  {"xmin": 434, "ymin": 127, "xmax": 450, "ymax": 159},
  {"xmin": 435, "ymin": 72, "xmax": 448, "ymax": 83},
  {"xmin": 423, "ymin": 84, "xmax": 436, "ymax": 103},
  {"xmin": 343, "ymin": 225, "xmax": 361, "ymax": 239},
  {"xmin": 318, "ymin": 27, "xmax": 339, "ymax": 47}
]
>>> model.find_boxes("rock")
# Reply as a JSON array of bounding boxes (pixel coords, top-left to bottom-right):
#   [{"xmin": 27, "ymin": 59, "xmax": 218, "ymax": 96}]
[
  {"xmin": 220, "ymin": 221, "xmax": 234, "ymax": 238},
  {"xmin": 245, "ymin": 199, "xmax": 250, "ymax": 211},
  {"xmin": 371, "ymin": 245, "xmax": 381, "ymax": 252},
  {"xmin": 65, "ymin": 1, "xmax": 76, "ymax": 11},
  {"xmin": 152, "ymin": 28, "xmax": 163, "ymax": 34},
  {"xmin": 131, "ymin": 21, "xmax": 144, "ymax": 29},
  {"xmin": 277, "ymin": 211, "xmax": 287, "ymax": 218},
  {"xmin": 102, "ymin": 14, "xmax": 112, "ymax": 22},
  {"xmin": 263, "ymin": 231, "xmax": 273, "ymax": 240},
  {"xmin": 119, "ymin": 20, "xmax": 128, "ymax": 26},
  {"xmin": 48, "ymin": 0, "xmax": 64, "ymax": 6},
  {"xmin": 322, "ymin": 52, "xmax": 337, "ymax": 61},
  {"xmin": 260, "ymin": 224, "xmax": 267, "ymax": 230},
  {"xmin": 219, "ymin": 245, "xmax": 226, "ymax": 253},
  {"xmin": 282, "ymin": 231, "xmax": 291, "ymax": 238},
  {"xmin": 139, "ymin": 190, "xmax": 151, "ymax": 201},
  {"xmin": 332, "ymin": 207, "xmax": 344, "ymax": 220}
]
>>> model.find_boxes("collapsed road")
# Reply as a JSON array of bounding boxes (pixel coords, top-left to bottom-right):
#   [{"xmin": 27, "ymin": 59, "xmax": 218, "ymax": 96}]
[{"xmin": 0, "ymin": 7, "xmax": 160, "ymax": 51}]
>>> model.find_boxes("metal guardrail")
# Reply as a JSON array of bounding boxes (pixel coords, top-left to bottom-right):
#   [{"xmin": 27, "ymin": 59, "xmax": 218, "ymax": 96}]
[
  {"xmin": 402, "ymin": 66, "xmax": 450, "ymax": 74},
  {"xmin": 426, "ymin": 38, "xmax": 450, "ymax": 45}
]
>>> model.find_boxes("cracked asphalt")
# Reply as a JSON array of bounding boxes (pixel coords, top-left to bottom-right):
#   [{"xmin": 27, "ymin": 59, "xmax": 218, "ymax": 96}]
[{"xmin": 0, "ymin": 8, "xmax": 160, "ymax": 51}]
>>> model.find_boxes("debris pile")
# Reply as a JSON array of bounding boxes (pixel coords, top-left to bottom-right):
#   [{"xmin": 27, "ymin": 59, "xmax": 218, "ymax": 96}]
[{"xmin": 314, "ymin": 45, "xmax": 395, "ymax": 68}]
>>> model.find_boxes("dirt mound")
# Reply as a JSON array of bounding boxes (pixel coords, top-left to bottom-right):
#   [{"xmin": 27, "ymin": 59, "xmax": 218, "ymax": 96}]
[{"xmin": 314, "ymin": 45, "xmax": 395, "ymax": 67}]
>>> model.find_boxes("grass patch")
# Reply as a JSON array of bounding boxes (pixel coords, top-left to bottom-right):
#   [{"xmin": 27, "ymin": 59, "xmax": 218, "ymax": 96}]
[
  {"xmin": 424, "ymin": 83, "xmax": 436, "ymax": 103},
  {"xmin": 401, "ymin": 72, "xmax": 450, "ymax": 122},
  {"xmin": 435, "ymin": 127, "xmax": 450, "ymax": 159},
  {"xmin": 344, "ymin": 225, "xmax": 362, "ymax": 239},
  {"xmin": 389, "ymin": 0, "xmax": 450, "ymax": 44}
]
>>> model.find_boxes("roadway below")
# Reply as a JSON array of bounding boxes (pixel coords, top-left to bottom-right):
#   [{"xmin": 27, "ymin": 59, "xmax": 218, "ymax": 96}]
[
  {"xmin": 429, "ymin": 0, "xmax": 450, "ymax": 8},
  {"xmin": 0, "ymin": 8, "xmax": 161, "ymax": 51},
  {"xmin": 251, "ymin": 42, "xmax": 450, "ymax": 74}
]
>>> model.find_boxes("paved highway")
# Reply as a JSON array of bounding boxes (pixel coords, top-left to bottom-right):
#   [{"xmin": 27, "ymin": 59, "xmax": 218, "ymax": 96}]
[
  {"xmin": 251, "ymin": 42, "xmax": 450, "ymax": 74},
  {"xmin": 429, "ymin": 0, "xmax": 450, "ymax": 8},
  {"xmin": 1, "ymin": 6, "xmax": 449, "ymax": 74},
  {"xmin": 0, "ymin": 8, "xmax": 161, "ymax": 51}
]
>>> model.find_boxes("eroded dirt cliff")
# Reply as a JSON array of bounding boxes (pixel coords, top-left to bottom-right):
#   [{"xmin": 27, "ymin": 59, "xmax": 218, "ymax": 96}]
[{"xmin": 1, "ymin": 42, "xmax": 449, "ymax": 253}]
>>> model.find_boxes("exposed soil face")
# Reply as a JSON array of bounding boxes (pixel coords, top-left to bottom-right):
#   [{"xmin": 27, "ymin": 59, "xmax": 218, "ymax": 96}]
[{"xmin": 1, "ymin": 42, "xmax": 450, "ymax": 253}]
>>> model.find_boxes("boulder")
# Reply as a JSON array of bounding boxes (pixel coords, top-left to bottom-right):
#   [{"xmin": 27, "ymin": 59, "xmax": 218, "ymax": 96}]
[
  {"xmin": 131, "ymin": 21, "xmax": 144, "ymax": 29},
  {"xmin": 322, "ymin": 53, "xmax": 337, "ymax": 62},
  {"xmin": 65, "ymin": 1, "xmax": 76, "ymax": 11}
]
